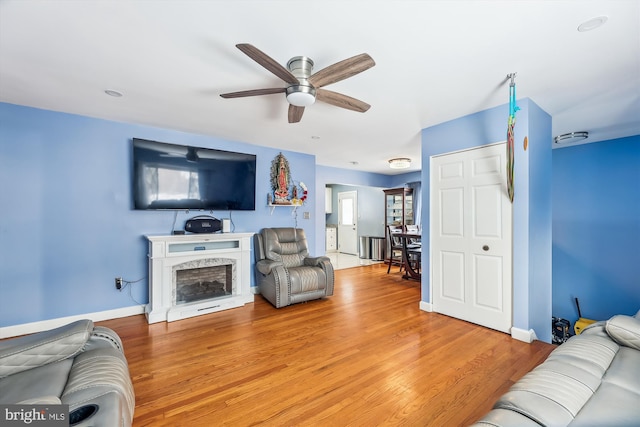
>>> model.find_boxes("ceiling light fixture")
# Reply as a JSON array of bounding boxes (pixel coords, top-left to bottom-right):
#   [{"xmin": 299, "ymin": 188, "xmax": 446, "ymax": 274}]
[
  {"xmin": 554, "ymin": 131, "xmax": 589, "ymax": 144},
  {"xmin": 577, "ymin": 16, "xmax": 608, "ymax": 32},
  {"xmin": 104, "ymin": 89, "xmax": 123, "ymax": 97},
  {"xmin": 286, "ymin": 85, "xmax": 316, "ymax": 107},
  {"xmin": 388, "ymin": 158, "xmax": 411, "ymax": 169}
]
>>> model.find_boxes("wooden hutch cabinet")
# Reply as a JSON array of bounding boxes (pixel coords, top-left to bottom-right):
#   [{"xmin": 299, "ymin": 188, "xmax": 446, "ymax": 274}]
[
  {"xmin": 384, "ymin": 187, "xmax": 414, "ymax": 228},
  {"xmin": 384, "ymin": 187, "xmax": 414, "ymax": 263}
]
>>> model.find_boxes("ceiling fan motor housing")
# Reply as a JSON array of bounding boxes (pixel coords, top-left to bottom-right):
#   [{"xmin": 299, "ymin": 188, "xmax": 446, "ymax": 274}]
[
  {"xmin": 286, "ymin": 56, "xmax": 316, "ymax": 106},
  {"xmin": 287, "ymin": 56, "xmax": 314, "ymax": 79}
]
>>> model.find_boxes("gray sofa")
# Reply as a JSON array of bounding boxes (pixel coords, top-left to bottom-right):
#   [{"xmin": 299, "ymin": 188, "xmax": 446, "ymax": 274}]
[
  {"xmin": 472, "ymin": 310, "xmax": 640, "ymax": 427},
  {"xmin": 254, "ymin": 227, "xmax": 334, "ymax": 308},
  {"xmin": 0, "ymin": 319, "xmax": 135, "ymax": 426}
]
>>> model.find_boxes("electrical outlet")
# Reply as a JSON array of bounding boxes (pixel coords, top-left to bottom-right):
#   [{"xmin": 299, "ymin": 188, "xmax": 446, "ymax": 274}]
[{"xmin": 115, "ymin": 277, "xmax": 122, "ymax": 290}]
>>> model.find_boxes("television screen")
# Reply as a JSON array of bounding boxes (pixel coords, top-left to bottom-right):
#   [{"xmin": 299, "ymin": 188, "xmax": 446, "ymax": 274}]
[{"xmin": 132, "ymin": 138, "xmax": 256, "ymax": 210}]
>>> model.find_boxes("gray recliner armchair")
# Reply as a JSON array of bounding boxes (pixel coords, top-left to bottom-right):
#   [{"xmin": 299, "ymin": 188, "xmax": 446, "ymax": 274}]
[{"xmin": 254, "ymin": 227, "xmax": 334, "ymax": 308}]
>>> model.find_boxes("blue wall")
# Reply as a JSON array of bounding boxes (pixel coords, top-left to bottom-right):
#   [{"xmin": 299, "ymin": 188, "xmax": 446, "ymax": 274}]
[
  {"xmin": 0, "ymin": 103, "xmax": 317, "ymax": 327},
  {"xmin": 389, "ymin": 171, "xmax": 421, "ymax": 189},
  {"xmin": 552, "ymin": 136, "xmax": 640, "ymax": 323},
  {"xmin": 521, "ymin": 100, "xmax": 553, "ymax": 341},
  {"xmin": 421, "ymin": 98, "xmax": 553, "ymax": 342}
]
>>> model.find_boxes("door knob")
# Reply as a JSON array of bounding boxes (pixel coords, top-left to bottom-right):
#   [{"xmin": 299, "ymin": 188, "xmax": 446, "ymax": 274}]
[{"xmin": 482, "ymin": 245, "xmax": 490, "ymax": 251}]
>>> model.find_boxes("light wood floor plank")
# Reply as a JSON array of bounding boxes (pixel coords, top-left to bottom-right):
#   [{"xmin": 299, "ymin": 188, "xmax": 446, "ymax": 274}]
[{"xmin": 98, "ymin": 264, "xmax": 554, "ymax": 426}]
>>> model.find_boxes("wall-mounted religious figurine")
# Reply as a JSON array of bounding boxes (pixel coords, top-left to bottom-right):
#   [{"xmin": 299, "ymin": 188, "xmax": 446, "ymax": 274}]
[
  {"xmin": 270, "ymin": 152, "xmax": 291, "ymax": 204},
  {"xmin": 269, "ymin": 153, "xmax": 309, "ymax": 206}
]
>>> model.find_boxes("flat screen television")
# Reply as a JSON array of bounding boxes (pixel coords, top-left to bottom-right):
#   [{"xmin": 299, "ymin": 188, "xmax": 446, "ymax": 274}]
[{"xmin": 132, "ymin": 138, "xmax": 256, "ymax": 210}]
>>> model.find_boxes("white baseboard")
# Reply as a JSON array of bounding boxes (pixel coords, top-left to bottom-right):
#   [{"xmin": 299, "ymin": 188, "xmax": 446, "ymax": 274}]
[
  {"xmin": 417, "ymin": 303, "xmax": 538, "ymax": 344},
  {"xmin": 419, "ymin": 301, "xmax": 433, "ymax": 312},
  {"xmin": 0, "ymin": 305, "xmax": 146, "ymax": 339},
  {"xmin": 511, "ymin": 327, "xmax": 538, "ymax": 343}
]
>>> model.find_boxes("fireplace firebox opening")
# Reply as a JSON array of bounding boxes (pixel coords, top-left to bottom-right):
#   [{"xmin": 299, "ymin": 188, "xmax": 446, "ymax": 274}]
[{"xmin": 175, "ymin": 264, "xmax": 233, "ymax": 305}]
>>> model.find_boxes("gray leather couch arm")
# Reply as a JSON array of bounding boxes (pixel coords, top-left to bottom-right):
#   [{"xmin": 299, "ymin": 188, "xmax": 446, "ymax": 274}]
[
  {"xmin": 0, "ymin": 319, "xmax": 93, "ymax": 378},
  {"xmin": 256, "ymin": 259, "xmax": 284, "ymax": 275},
  {"xmin": 303, "ymin": 256, "xmax": 331, "ymax": 267},
  {"xmin": 304, "ymin": 256, "xmax": 335, "ymax": 296},
  {"xmin": 83, "ymin": 326, "xmax": 125, "ymax": 352},
  {"xmin": 62, "ymin": 347, "xmax": 135, "ymax": 426},
  {"xmin": 606, "ymin": 314, "xmax": 640, "ymax": 350}
]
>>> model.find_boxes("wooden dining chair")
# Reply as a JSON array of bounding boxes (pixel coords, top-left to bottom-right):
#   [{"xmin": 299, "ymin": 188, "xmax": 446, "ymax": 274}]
[
  {"xmin": 405, "ymin": 224, "xmax": 421, "ymax": 244},
  {"xmin": 386, "ymin": 225, "xmax": 405, "ymax": 274},
  {"xmin": 405, "ymin": 224, "xmax": 419, "ymax": 234}
]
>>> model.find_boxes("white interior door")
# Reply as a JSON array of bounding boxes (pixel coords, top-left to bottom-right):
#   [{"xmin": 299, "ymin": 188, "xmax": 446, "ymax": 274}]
[
  {"xmin": 338, "ymin": 191, "xmax": 358, "ymax": 255},
  {"xmin": 430, "ymin": 143, "xmax": 512, "ymax": 333}
]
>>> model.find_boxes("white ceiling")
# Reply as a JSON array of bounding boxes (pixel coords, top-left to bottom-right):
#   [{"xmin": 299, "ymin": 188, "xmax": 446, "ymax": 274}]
[{"xmin": 1, "ymin": 0, "xmax": 638, "ymax": 175}]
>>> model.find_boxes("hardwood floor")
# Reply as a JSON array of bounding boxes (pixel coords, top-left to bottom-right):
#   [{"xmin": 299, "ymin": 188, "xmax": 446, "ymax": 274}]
[{"xmin": 98, "ymin": 264, "xmax": 554, "ymax": 426}]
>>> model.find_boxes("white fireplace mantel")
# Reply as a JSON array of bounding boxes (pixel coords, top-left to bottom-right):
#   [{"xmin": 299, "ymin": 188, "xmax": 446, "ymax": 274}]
[{"xmin": 145, "ymin": 233, "xmax": 254, "ymax": 323}]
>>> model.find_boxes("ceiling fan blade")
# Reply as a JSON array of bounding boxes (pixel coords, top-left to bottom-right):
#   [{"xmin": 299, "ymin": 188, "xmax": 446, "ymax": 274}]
[
  {"xmin": 288, "ymin": 105, "xmax": 305, "ymax": 123},
  {"xmin": 236, "ymin": 43, "xmax": 299, "ymax": 85},
  {"xmin": 308, "ymin": 53, "xmax": 375, "ymax": 88},
  {"xmin": 220, "ymin": 88, "xmax": 285, "ymax": 98},
  {"xmin": 316, "ymin": 88, "xmax": 371, "ymax": 113}
]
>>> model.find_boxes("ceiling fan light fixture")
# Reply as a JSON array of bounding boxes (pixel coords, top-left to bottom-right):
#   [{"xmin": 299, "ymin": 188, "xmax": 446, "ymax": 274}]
[
  {"xmin": 286, "ymin": 85, "xmax": 316, "ymax": 107},
  {"xmin": 389, "ymin": 158, "xmax": 411, "ymax": 169},
  {"xmin": 554, "ymin": 131, "xmax": 589, "ymax": 144}
]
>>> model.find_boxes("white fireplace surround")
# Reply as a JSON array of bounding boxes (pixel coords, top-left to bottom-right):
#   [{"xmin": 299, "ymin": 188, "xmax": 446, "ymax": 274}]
[{"xmin": 146, "ymin": 233, "xmax": 254, "ymax": 323}]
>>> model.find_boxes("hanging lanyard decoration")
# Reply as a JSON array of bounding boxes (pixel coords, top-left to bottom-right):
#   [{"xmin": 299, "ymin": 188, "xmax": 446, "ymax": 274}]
[{"xmin": 507, "ymin": 73, "xmax": 519, "ymax": 203}]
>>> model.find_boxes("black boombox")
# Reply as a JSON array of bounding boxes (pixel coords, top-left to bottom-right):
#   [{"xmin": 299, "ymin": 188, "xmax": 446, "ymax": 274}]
[
  {"xmin": 184, "ymin": 215, "xmax": 222, "ymax": 233},
  {"xmin": 552, "ymin": 317, "xmax": 571, "ymax": 344}
]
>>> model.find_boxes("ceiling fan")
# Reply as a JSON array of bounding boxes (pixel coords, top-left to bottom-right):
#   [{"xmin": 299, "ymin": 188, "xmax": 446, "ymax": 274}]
[{"xmin": 220, "ymin": 44, "xmax": 375, "ymax": 123}]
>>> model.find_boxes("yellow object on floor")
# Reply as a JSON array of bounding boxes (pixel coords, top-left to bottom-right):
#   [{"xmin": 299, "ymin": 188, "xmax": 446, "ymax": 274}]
[
  {"xmin": 574, "ymin": 318, "xmax": 596, "ymax": 335},
  {"xmin": 573, "ymin": 297, "xmax": 596, "ymax": 335}
]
